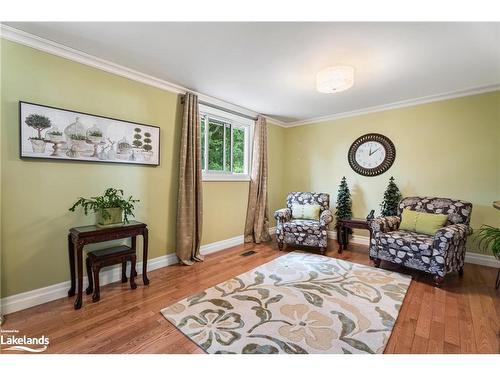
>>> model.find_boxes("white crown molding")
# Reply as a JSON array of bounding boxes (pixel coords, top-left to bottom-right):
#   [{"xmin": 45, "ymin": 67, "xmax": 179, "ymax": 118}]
[
  {"xmin": 3, "ymin": 24, "xmax": 494, "ymax": 129},
  {"xmin": 284, "ymin": 84, "xmax": 500, "ymax": 127},
  {"xmin": 0, "ymin": 24, "xmax": 287, "ymax": 127}
]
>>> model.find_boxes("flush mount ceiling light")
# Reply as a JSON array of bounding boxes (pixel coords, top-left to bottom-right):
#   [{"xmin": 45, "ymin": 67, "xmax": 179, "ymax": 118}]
[{"xmin": 316, "ymin": 65, "xmax": 354, "ymax": 94}]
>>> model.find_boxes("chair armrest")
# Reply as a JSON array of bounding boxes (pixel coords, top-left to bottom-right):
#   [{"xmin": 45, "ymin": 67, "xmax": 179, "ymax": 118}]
[
  {"xmin": 274, "ymin": 208, "xmax": 292, "ymax": 222},
  {"xmin": 320, "ymin": 210, "xmax": 333, "ymax": 227},
  {"xmin": 369, "ymin": 216, "xmax": 400, "ymax": 234},
  {"xmin": 433, "ymin": 223, "xmax": 470, "ymax": 255}
]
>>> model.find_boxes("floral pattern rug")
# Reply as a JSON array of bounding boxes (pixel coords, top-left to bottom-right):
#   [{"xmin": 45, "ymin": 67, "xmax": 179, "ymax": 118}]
[{"xmin": 161, "ymin": 252, "xmax": 411, "ymax": 354}]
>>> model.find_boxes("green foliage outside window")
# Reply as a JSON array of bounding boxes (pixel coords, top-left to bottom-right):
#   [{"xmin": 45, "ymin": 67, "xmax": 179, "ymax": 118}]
[{"xmin": 200, "ymin": 115, "xmax": 246, "ymax": 174}]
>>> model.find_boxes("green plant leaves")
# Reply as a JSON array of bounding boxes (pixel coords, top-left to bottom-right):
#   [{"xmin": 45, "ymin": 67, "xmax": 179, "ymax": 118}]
[{"xmin": 68, "ymin": 188, "xmax": 139, "ymax": 223}]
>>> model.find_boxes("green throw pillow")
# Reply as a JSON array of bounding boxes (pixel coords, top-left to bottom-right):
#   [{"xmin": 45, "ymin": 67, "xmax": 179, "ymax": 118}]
[
  {"xmin": 399, "ymin": 208, "xmax": 448, "ymax": 236},
  {"xmin": 291, "ymin": 203, "xmax": 321, "ymax": 220}
]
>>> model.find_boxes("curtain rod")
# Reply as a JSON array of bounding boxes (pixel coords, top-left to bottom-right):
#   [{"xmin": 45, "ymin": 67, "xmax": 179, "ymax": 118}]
[
  {"xmin": 199, "ymin": 101, "xmax": 257, "ymax": 121},
  {"xmin": 181, "ymin": 96, "xmax": 257, "ymax": 121}
]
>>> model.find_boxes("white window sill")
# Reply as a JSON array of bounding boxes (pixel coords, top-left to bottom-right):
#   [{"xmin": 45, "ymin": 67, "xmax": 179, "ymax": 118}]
[{"xmin": 202, "ymin": 173, "xmax": 251, "ymax": 182}]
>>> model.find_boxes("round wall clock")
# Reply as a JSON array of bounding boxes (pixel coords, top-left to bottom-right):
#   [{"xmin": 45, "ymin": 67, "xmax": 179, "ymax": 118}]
[{"xmin": 348, "ymin": 133, "xmax": 396, "ymax": 176}]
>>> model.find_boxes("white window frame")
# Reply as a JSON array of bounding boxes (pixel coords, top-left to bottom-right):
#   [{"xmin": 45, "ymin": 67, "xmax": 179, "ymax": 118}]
[{"xmin": 199, "ymin": 104, "xmax": 253, "ymax": 181}]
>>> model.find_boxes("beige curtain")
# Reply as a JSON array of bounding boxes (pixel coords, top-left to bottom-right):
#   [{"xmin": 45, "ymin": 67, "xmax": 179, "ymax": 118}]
[
  {"xmin": 176, "ymin": 92, "xmax": 203, "ymax": 265},
  {"xmin": 244, "ymin": 115, "xmax": 272, "ymax": 244}
]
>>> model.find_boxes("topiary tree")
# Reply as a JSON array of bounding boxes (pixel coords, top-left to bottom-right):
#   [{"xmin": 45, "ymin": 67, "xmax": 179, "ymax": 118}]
[
  {"xmin": 132, "ymin": 127, "xmax": 143, "ymax": 148},
  {"xmin": 380, "ymin": 176, "xmax": 402, "ymax": 216},
  {"xmin": 336, "ymin": 176, "xmax": 352, "ymax": 223},
  {"xmin": 142, "ymin": 132, "xmax": 152, "ymax": 152},
  {"xmin": 25, "ymin": 114, "xmax": 51, "ymax": 139}
]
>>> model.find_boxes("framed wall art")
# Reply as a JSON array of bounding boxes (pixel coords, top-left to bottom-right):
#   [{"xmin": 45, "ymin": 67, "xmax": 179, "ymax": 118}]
[{"xmin": 19, "ymin": 101, "xmax": 160, "ymax": 166}]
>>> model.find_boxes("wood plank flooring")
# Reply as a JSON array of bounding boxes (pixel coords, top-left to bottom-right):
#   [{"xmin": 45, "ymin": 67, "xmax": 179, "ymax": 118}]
[{"xmin": 2, "ymin": 240, "xmax": 499, "ymax": 354}]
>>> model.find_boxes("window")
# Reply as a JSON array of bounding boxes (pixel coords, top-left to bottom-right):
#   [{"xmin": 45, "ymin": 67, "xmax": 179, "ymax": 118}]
[{"xmin": 200, "ymin": 104, "xmax": 252, "ymax": 181}]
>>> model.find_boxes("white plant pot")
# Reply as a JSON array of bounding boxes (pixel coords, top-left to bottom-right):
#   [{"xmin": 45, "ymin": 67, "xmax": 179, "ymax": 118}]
[
  {"xmin": 142, "ymin": 150, "xmax": 153, "ymax": 161},
  {"xmin": 48, "ymin": 134, "xmax": 64, "ymax": 143},
  {"xmin": 30, "ymin": 138, "xmax": 47, "ymax": 153}
]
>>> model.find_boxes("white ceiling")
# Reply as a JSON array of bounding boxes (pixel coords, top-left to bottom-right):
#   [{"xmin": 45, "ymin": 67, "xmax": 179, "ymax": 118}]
[{"xmin": 5, "ymin": 22, "xmax": 500, "ymax": 123}]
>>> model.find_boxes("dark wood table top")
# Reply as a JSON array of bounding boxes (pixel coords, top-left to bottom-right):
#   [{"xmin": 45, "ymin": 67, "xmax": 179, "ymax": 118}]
[
  {"xmin": 338, "ymin": 218, "xmax": 369, "ymax": 224},
  {"xmin": 69, "ymin": 220, "xmax": 146, "ymax": 235}
]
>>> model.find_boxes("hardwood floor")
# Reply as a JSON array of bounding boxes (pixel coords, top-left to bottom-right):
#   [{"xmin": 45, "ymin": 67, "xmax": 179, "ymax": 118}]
[{"xmin": 2, "ymin": 240, "xmax": 499, "ymax": 354}]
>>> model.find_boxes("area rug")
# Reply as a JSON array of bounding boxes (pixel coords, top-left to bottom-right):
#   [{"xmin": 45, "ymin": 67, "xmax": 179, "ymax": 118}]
[{"xmin": 161, "ymin": 251, "xmax": 411, "ymax": 354}]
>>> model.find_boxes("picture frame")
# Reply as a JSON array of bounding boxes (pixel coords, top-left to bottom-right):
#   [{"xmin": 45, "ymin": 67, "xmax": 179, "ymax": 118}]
[{"xmin": 19, "ymin": 101, "xmax": 161, "ymax": 166}]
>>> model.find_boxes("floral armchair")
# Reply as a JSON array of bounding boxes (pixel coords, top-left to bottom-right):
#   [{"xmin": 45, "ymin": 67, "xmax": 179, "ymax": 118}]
[
  {"xmin": 274, "ymin": 192, "xmax": 333, "ymax": 254},
  {"xmin": 369, "ymin": 197, "xmax": 473, "ymax": 286}
]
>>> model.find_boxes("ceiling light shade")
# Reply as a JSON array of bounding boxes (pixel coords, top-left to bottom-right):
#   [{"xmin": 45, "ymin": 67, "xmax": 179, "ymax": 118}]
[{"xmin": 316, "ymin": 65, "xmax": 354, "ymax": 93}]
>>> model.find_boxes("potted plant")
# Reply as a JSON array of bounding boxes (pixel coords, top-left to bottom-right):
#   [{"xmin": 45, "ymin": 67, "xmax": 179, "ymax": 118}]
[
  {"xmin": 477, "ymin": 224, "xmax": 500, "ymax": 288},
  {"xmin": 25, "ymin": 114, "xmax": 51, "ymax": 153},
  {"xmin": 69, "ymin": 188, "xmax": 140, "ymax": 227},
  {"xmin": 142, "ymin": 132, "xmax": 153, "ymax": 161},
  {"xmin": 47, "ymin": 129, "xmax": 64, "ymax": 143},
  {"xmin": 132, "ymin": 128, "xmax": 144, "ymax": 161},
  {"xmin": 116, "ymin": 137, "xmax": 132, "ymax": 160},
  {"xmin": 87, "ymin": 128, "xmax": 103, "ymax": 143}
]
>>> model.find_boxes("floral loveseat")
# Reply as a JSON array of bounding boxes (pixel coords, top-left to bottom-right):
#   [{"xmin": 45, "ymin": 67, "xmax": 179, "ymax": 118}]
[
  {"xmin": 369, "ymin": 197, "xmax": 473, "ymax": 286},
  {"xmin": 274, "ymin": 192, "xmax": 333, "ymax": 254}
]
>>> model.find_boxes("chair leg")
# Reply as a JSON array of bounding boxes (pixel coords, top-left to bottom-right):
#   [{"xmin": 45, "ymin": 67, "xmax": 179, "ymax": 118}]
[
  {"xmin": 433, "ymin": 275, "xmax": 444, "ymax": 287},
  {"xmin": 121, "ymin": 260, "xmax": 128, "ymax": 283},
  {"xmin": 277, "ymin": 241, "xmax": 283, "ymax": 251},
  {"xmin": 373, "ymin": 258, "xmax": 381, "ymax": 268},
  {"xmin": 495, "ymin": 268, "xmax": 500, "ymax": 289},
  {"xmin": 130, "ymin": 255, "xmax": 137, "ymax": 290},
  {"xmin": 458, "ymin": 267, "xmax": 464, "ymax": 277},
  {"xmin": 319, "ymin": 247, "xmax": 326, "ymax": 255},
  {"xmin": 85, "ymin": 257, "xmax": 93, "ymax": 295},
  {"xmin": 92, "ymin": 265, "xmax": 101, "ymax": 302}
]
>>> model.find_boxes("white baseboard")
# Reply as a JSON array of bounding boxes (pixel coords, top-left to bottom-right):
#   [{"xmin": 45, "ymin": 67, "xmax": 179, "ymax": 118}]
[
  {"xmin": 328, "ymin": 230, "xmax": 498, "ymax": 267},
  {"xmin": 1, "ymin": 253, "xmax": 179, "ymax": 315},
  {"xmin": 3, "ymin": 230, "xmax": 498, "ymax": 316},
  {"xmin": 464, "ymin": 252, "xmax": 499, "ymax": 268},
  {"xmin": 200, "ymin": 235, "xmax": 244, "ymax": 255}
]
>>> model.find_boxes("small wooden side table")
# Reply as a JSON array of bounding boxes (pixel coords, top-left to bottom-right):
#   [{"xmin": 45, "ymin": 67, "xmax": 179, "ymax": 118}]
[
  {"xmin": 68, "ymin": 220, "xmax": 149, "ymax": 310},
  {"xmin": 336, "ymin": 218, "xmax": 372, "ymax": 253}
]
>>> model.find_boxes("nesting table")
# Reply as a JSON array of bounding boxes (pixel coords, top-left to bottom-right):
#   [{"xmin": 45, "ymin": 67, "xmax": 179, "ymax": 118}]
[{"xmin": 67, "ymin": 220, "xmax": 149, "ymax": 309}]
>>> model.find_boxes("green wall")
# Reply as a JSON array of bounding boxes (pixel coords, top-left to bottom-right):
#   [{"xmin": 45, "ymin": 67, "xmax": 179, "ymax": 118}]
[
  {"xmin": 1, "ymin": 38, "xmax": 498, "ymax": 300},
  {"xmin": 0, "ymin": 40, "xmax": 285, "ymax": 297},
  {"xmin": 283, "ymin": 91, "xmax": 500, "ymax": 250}
]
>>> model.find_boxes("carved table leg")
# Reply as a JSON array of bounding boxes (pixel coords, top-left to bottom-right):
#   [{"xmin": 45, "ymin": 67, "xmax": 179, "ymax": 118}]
[
  {"xmin": 92, "ymin": 265, "xmax": 101, "ymax": 302},
  {"xmin": 74, "ymin": 242, "xmax": 84, "ymax": 309},
  {"xmin": 131, "ymin": 236, "xmax": 137, "ymax": 277},
  {"xmin": 142, "ymin": 228, "xmax": 150, "ymax": 285},
  {"xmin": 68, "ymin": 234, "xmax": 76, "ymax": 297},
  {"xmin": 336, "ymin": 224, "xmax": 343, "ymax": 254},
  {"xmin": 85, "ymin": 257, "xmax": 94, "ymax": 295},
  {"xmin": 130, "ymin": 255, "xmax": 137, "ymax": 290},
  {"xmin": 121, "ymin": 260, "xmax": 128, "ymax": 283},
  {"xmin": 277, "ymin": 241, "xmax": 283, "ymax": 251},
  {"xmin": 342, "ymin": 227, "xmax": 349, "ymax": 250},
  {"xmin": 433, "ymin": 275, "xmax": 444, "ymax": 287}
]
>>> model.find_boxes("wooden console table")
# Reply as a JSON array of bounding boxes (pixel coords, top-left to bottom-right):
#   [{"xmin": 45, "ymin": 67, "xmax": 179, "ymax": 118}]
[
  {"xmin": 336, "ymin": 218, "xmax": 372, "ymax": 253},
  {"xmin": 67, "ymin": 220, "xmax": 149, "ymax": 310}
]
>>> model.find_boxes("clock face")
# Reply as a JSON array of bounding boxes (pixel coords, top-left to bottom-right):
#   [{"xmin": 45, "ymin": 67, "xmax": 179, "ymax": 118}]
[
  {"xmin": 348, "ymin": 134, "xmax": 396, "ymax": 176},
  {"xmin": 354, "ymin": 141, "xmax": 386, "ymax": 169}
]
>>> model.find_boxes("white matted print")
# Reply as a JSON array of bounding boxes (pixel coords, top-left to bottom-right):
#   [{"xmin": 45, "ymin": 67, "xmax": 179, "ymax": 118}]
[{"xmin": 20, "ymin": 101, "xmax": 160, "ymax": 166}]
